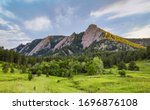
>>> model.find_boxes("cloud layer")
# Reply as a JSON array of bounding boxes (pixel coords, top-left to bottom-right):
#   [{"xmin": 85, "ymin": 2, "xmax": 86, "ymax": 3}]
[
  {"xmin": 90, "ymin": 0, "xmax": 150, "ymax": 20},
  {"xmin": 0, "ymin": 0, "xmax": 150, "ymax": 49},
  {"xmin": 24, "ymin": 16, "xmax": 52, "ymax": 31},
  {"xmin": 123, "ymin": 24, "xmax": 150, "ymax": 38},
  {"xmin": 0, "ymin": 18, "xmax": 31, "ymax": 49}
]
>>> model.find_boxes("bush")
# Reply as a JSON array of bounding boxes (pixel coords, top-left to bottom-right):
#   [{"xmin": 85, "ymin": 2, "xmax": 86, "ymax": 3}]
[
  {"xmin": 118, "ymin": 61, "xmax": 127, "ymax": 70},
  {"xmin": 10, "ymin": 68, "xmax": 14, "ymax": 73},
  {"xmin": 128, "ymin": 61, "xmax": 139, "ymax": 71},
  {"xmin": 28, "ymin": 73, "xmax": 33, "ymax": 81},
  {"xmin": 37, "ymin": 70, "xmax": 42, "ymax": 76},
  {"xmin": 118, "ymin": 70, "xmax": 126, "ymax": 77},
  {"xmin": 21, "ymin": 66, "xmax": 27, "ymax": 73},
  {"xmin": 134, "ymin": 66, "xmax": 139, "ymax": 71},
  {"xmin": 86, "ymin": 57, "xmax": 104, "ymax": 75},
  {"xmin": 2, "ymin": 64, "xmax": 9, "ymax": 73},
  {"xmin": 108, "ymin": 69, "xmax": 113, "ymax": 74},
  {"xmin": 103, "ymin": 69, "xmax": 113, "ymax": 74},
  {"xmin": 46, "ymin": 73, "xmax": 49, "ymax": 77}
]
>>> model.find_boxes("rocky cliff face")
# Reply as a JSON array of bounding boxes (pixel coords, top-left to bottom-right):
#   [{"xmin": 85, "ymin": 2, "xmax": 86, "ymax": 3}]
[
  {"xmin": 82, "ymin": 24, "xmax": 104, "ymax": 49},
  {"xmin": 28, "ymin": 36, "xmax": 52, "ymax": 56},
  {"xmin": 14, "ymin": 24, "xmax": 146, "ymax": 56},
  {"xmin": 53, "ymin": 33, "xmax": 76, "ymax": 51}
]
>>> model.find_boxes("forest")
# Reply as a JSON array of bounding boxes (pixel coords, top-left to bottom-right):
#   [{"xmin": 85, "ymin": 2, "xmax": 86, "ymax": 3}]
[
  {"xmin": 0, "ymin": 46, "xmax": 150, "ymax": 92},
  {"xmin": 0, "ymin": 46, "xmax": 150, "ymax": 77}
]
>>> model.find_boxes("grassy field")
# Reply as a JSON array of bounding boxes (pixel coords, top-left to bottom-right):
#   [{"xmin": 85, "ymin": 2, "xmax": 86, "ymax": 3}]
[{"xmin": 0, "ymin": 60, "xmax": 150, "ymax": 93}]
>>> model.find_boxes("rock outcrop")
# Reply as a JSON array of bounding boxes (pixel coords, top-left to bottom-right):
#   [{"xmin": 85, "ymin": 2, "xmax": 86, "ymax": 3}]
[
  {"xmin": 82, "ymin": 24, "xmax": 104, "ymax": 49},
  {"xmin": 13, "ymin": 24, "xmax": 146, "ymax": 56}
]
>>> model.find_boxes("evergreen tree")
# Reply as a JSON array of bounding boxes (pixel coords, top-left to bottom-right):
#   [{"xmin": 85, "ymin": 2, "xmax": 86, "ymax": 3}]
[
  {"xmin": 118, "ymin": 61, "xmax": 127, "ymax": 70},
  {"xmin": 147, "ymin": 46, "xmax": 150, "ymax": 59}
]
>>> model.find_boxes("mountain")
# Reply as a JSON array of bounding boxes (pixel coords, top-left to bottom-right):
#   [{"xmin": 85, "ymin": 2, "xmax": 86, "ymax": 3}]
[{"xmin": 14, "ymin": 24, "xmax": 146, "ymax": 56}]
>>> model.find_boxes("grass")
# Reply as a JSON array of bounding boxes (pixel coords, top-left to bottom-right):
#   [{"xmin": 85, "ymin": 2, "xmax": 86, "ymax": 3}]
[{"xmin": 0, "ymin": 60, "xmax": 150, "ymax": 93}]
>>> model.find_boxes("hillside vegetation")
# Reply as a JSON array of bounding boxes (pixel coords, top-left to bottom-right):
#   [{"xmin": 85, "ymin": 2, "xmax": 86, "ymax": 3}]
[
  {"xmin": 0, "ymin": 60, "xmax": 150, "ymax": 92},
  {"xmin": 0, "ymin": 46, "xmax": 150, "ymax": 93},
  {"xmin": 103, "ymin": 31, "xmax": 146, "ymax": 49}
]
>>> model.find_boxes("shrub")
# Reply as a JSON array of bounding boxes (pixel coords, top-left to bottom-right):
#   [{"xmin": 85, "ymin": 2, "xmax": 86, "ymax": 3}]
[
  {"xmin": 87, "ymin": 57, "xmax": 104, "ymax": 75},
  {"xmin": 10, "ymin": 68, "xmax": 14, "ymax": 73},
  {"xmin": 28, "ymin": 73, "xmax": 33, "ymax": 81},
  {"xmin": 108, "ymin": 69, "xmax": 113, "ymax": 74},
  {"xmin": 37, "ymin": 70, "xmax": 42, "ymax": 76},
  {"xmin": 118, "ymin": 61, "xmax": 127, "ymax": 70},
  {"xmin": 2, "ymin": 64, "xmax": 9, "ymax": 73},
  {"xmin": 103, "ymin": 69, "xmax": 113, "ymax": 74},
  {"xmin": 21, "ymin": 66, "xmax": 27, "ymax": 73},
  {"xmin": 128, "ymin": 61, "xmax": 139, "ymax": 71},
  {"xmin": 134, "ymin": 66, "xmax": 139, "ymax": 71},
  {"xmin": 46, "ymin": 73, "xmax": 49, "ymax": 77},
  {"xmin": 118, "ymin": 70, "xmax": 126, "ymax": 77}
]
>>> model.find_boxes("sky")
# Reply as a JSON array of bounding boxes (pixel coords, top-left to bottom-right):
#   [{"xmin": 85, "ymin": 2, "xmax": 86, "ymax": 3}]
[{"xmin": 0, "ymin": 0, "xmax": 150, "ymax": 49}]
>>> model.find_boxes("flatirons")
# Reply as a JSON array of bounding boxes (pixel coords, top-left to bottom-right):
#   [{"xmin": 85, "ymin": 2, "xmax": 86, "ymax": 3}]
[{"xmin": 14, "ymin": 24, "xmax": 148, "ymax": 56}]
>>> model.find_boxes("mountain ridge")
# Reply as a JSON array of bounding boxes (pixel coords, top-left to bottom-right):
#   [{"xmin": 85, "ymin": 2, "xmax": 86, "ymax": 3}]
[{"xmin": 14, "ymin": 24, "xmax": 147, "ymax": 56}]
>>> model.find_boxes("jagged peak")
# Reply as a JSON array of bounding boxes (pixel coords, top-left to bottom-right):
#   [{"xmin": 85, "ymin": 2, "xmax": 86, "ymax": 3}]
[
  {"xmin": 44, "ymin": 36, "xmax": 52, "ymax": 40},
  {"xmin": 88, "ymin": 24, "xmax": 97, "ymax": 28},
  {"xmin": 70, "ymin": 32, "xmax": 76, "ymax": 37},
  {"xmin": 86, "ymin": 24, "xmax": 103, "ymax": 32}
]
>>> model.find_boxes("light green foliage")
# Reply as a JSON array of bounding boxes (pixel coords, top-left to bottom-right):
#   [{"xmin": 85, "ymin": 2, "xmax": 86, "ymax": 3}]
[
  {"xmin": 87, "ymin": 57, "xmax": 104, "ymax": 75},
  {"xmin": 0, "ymin": 61, "xmax": 150, "ymax": 93},
  {"xmin": 28, "ymin": 73, "xmax": 33, "ymax": 81},
  {"xmin": 37, "ymin": 70, "xmax": 42, "ymax": 76}
]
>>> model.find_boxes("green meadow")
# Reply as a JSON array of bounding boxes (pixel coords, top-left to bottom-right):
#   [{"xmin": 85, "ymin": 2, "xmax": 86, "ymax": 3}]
[{"xmin": 0, "ymin": 60, "xmax": 150, "ymax": 93}]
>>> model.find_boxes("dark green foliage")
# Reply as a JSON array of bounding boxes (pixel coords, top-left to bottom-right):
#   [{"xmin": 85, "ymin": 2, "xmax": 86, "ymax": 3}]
[
  {"xmin": 20, "ymin": 66, "xmax": 27, "ymax": 73},
  {"xmin": 46, "ymin": 73, "xmax": 49, "ymax": 77},
  {"xmin": 2, "ymin": 63, "xmax": 9, "ymax": 73},
  {"xmin": 118, "ymin": 61, "xmax": 127, "ymax": 70},
  {"xmin": 128, "ymin": 61, "xmax": 139, "ymax": 71},
  {"xmin": 10, "ymin": 67, "xmax": 14, "ymax": 73},
  {"xmin": 118, "ymin": 70, "xmax": 126, "ymax": 77},
  {"xmin": 29, "ymin": 63, "xmax": 41, "ymax": 74},
  {"xmin": 0, "ymin": 47, "xmax": 39, "ymax": 66},
  {"xmin": 28, "ymin": 73, "xmax": 33, "ymax": 81},
  {"xmin": 147, "ymin": 46, "xmax": 150, "ymax": 59}
]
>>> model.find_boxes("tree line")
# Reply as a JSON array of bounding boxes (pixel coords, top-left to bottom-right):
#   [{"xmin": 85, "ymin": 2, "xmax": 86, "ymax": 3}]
[{"xmin": 0, "ymin": 46, "xmax": 150, "ymax": 79}]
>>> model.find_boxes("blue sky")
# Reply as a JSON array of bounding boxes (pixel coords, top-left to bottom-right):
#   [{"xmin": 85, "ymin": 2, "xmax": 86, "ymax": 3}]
[{"xmin": 0, "ymin": 0, "xmax": 150, "ymax": 49}]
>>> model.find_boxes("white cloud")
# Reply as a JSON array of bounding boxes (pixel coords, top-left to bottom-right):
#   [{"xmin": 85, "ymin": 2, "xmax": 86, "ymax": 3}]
[
  {"xmin": 0, "ymin": 18, "xmax": 31, "ymax": 49},
  {"xmin": 123, "ymin": 24, "xmax": 150, "ymax": 38},
  {"xmin": 0, "ymin": 6, "xmax": 16, "ymax": 19},
  {"xmin": 54, "ymin": 6, "xmax": 77, "ymax": 35},
  {"xmin": 90, "ymin": 0, "xmax": 150, "ymax": 19},
  {"xmin": 24, "ymin": 16, "xmax": 52, "ymax": 31},
  {"xmin": 55, "ymin": 7, "xmax": 75, "ymax": 27}
]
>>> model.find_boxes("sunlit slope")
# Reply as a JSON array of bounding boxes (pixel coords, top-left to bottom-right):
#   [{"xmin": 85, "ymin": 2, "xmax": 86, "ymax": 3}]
[{"xmin": 103, "ymin": 31, "xmax": 146, "ymax": 49}]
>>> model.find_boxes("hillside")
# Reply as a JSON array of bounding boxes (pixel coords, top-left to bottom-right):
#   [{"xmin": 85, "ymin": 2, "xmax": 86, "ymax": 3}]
[
  {"xmin": 0, "ymin": 60, "xmax": 150, "ymax": 92},
  {"xmin": 14, "ymin": 24, "xmax": 146, "ymax": 56}
]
